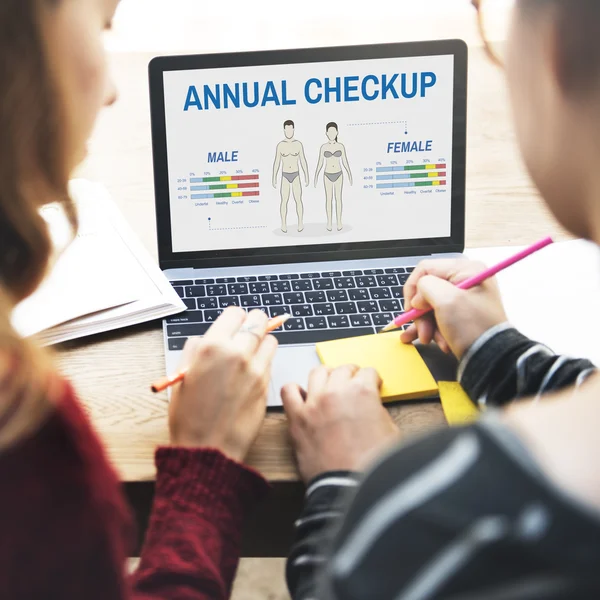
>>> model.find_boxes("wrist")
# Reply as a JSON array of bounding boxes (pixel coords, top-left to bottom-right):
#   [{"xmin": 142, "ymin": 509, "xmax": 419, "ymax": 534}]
[{"xmin": 169, "ymin": 432, "xmax": 246, "ymax": 463}]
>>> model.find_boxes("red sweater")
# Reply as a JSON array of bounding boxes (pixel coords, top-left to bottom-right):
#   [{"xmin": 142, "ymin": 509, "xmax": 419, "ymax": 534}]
[{"xmin": 0, "ymin": 380, "xmax": 269, "ymax": 599}]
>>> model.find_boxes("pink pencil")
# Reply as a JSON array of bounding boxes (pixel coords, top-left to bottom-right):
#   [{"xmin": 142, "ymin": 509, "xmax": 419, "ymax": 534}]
[{"xmin": 379, "ymin": 236, "xmax": 554, "ymax": 334}]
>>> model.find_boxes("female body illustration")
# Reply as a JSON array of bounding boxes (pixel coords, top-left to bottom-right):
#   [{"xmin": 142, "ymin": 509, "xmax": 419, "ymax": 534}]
[{"xmin": 314, "ymin": 122, "xmax": 353, "ymax": 231}]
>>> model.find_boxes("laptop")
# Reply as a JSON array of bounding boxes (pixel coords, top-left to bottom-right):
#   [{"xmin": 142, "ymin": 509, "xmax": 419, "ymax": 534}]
[{"xmin": 149, "ymin": 40, "xmax": 468, "ymax": 406}]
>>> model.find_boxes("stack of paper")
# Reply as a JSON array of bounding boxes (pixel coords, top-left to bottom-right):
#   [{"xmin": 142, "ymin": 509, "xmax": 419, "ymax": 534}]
[{"xmin": 11, "ymin": 179, "xmax": 185, "ymax": 345}]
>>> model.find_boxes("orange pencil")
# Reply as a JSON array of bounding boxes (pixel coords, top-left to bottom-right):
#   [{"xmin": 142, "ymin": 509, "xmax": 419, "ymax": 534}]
[{"xmin": 151, "ymin": 313, "xmax": 290, "ymax": 393}]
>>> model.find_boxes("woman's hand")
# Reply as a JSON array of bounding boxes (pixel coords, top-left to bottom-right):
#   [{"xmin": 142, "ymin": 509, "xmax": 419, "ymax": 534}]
[
  {"xmin": 168, "ymin": 307, "xmax": 278, "ymax": 462},
  {"xmin": 282, "ymin": 365, "xmax": 399, "ymax": 483},
  {"xmin": 400, "ymin": 259, "xmax": 508, "ymax": 359}
]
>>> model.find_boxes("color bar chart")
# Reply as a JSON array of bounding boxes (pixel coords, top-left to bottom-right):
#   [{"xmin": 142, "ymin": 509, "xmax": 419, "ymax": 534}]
[
  {"xmin": 375, "ymin": 163, "xmax": 447, "ymax": 190},
  {"xmin": 192, "ymin": 190, "xmax": 260, "ymax": 200},
  {"xmin": 376, "ymin": 164, "xmax": 446, "ymax": 172},
  {"xmin": 377, "ymin": 180, "xmax": 447, "ymax": 189},
  {"xmin": 189, "ymin": 172, "xmax": 260, "ymax": 200}
]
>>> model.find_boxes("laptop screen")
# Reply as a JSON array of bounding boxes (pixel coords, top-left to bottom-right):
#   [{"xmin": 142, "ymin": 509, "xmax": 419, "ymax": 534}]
[{"xmin": 164, "ymin": 54, "xmax": 454, "ymax": 249}]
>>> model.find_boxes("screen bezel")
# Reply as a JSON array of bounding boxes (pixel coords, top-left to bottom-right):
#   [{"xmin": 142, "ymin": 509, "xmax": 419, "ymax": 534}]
[{"xmin": 149, "ymin": 40, "xmax": 468, "ymax": 270}]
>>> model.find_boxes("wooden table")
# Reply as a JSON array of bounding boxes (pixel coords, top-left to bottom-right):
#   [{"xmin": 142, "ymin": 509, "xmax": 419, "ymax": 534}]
[{"xmin": 57, "ymin": 47, "xmax": 568, "ymax": 556}]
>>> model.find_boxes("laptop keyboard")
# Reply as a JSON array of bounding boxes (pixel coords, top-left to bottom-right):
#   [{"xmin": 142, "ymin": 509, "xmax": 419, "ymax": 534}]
[{"xmin": 165, "ymin": 267, "xmax": 416, "ymax": 350}]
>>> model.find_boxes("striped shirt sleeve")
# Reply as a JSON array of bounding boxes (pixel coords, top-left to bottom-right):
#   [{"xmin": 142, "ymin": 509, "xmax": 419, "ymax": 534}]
[
  {"xmin": 287, "ymin": 326, "xmax": 598, "ymax": 599},
  {"xmin": 458, "ymin": 324, "xmax": 596, "ymax": 408}
]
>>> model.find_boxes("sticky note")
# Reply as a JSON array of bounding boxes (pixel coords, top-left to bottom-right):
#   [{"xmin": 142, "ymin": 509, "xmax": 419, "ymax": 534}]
[
  {"xmin": 316, "ymin": 333, "xmax": 438, "ymax": 403},
  {"xmin": 438, "ymin": 381, "xmax": 480, "ymax": 425}
]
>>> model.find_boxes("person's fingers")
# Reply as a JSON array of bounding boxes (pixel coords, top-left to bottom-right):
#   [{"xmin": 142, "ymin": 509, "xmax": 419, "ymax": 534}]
[
  {"xmin": 404, "ymin": 259, "xmax": 486, "ymax": 309},
  {"xmin": 353, "ymin": 367, "xmax": 383, "ymax": 391},
  {"xmin": 232, "ymin": 309, "xmax": 269, "ymax": 356},
  {"xmin": 251, "ymin": 334, "xmax": 279, "ymax": 374},
  {"xmin": 400, "ymin": 324, "xmax": 418, "ymax": 344},
  {"xmin": 307, "ymin": 365, "xmax": 331, "ymax": 397},
  {"xmin": 281, "ymin": 383, "xmax": 306, "ymax": 420},
  {"xmin": 416, "ymin": 316, "xmax": 435, "ymax": 346},
  {"xmin": 434, "ymin": 330, "xmax": 451, "ymax": 354},
  {"xmin": 417, "ymin": 275, "xmax": 463, "ymax": 312},
  {"xmin": 204, "ymin": 306, "xmax": 247, "ymax": 341},
  {"xmin": 328, "ymin": 364, "xmax": 360, "ymax": 388}
]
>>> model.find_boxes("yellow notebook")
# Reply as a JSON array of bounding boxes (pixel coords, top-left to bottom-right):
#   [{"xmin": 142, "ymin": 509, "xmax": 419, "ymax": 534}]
[
  {"xmin": 316, "ymin": 333, "xmax": 438, "ymax": 403},
  {"xmin": 438, "ymin": 381, "xmax": 480, "ymax": 425}
]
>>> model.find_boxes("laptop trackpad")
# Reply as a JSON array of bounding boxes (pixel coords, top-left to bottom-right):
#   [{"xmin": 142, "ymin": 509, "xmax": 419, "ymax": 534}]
[{"xmin": 268, "ymin": 345, "xmax": 321, "ymax": 407}]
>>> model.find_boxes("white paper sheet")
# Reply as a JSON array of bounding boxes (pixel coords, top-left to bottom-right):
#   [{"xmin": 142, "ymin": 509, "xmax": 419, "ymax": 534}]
[
  {"xmin": 467, "ymin": 239, "xmax": 600, "ymax": 367},
  {"xmin": 11, "ymin": 180, "xmax": 185, "ymax": 343}
]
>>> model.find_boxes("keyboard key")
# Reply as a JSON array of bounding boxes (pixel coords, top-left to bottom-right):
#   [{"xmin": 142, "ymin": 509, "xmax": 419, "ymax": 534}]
[
  {"xmin": 270, "ymin": 281, "xmax": 291, "ymax": 293},
  {"xmin": 335, "ymin": 302, "xmax": 358, "ymax": 315},
  {"xmin": 356, "ymin": 276, "xmax": 377, "ymax": 288},
  {"xmin": 256, "ymin": 306, "xmax": 269, "ymax": 315},
  {"xmin": 390, "ymin": 287, "xmax": 404, "ymax": 299},
  {"xmin": 206, "ymin": 284, "xmax": 226, "ymax": 296},
  {"xmin": 284, "ymin": 318, "xmax": 306, "ymax": 331},
  {"xmin": 327, "ymin": 290, "xmax": 348, "ymax": 302},
  {"xmin": 364, "ymin": 269, "xmax": 384, "ymax": 275},
  {"xmin": 258, "ymin": 275, "xmax": 279, "ymax": 281},
  {"xmin": 197, "ymin": 297, "xmax": 218, "ymax": 309},
  {"xmin": 343, "ymin": 270, "xmax": 363, "ymax": 276},
  {"xmin": 377, "ymin": 275, "xmax": 398, "ymax": 286},
  {"xmin": 272, "ymin": 328, "xmax": 372, "ymax": 345},
  {"xmin": 357, "ymin": 301, "xmax": 379, "ymax": 313},
  {"xmin": 250, "ymin": 282, "xmax": 269, "ymax": 294},
  {"xmin": 306, "ymin": 316, "xmax": 327, "ymax": 329},
  {"xmin": 168, "ymin": 338, "xmax": 187, "ymax": 351},
  {"xmin": 167, "ymin": 323, "xmax": 210, "ymax": 337},
  {"xmin": 334, "ymin": 277, "xmax": 355, "ymax": 289},
  {"xmin": 283, "ymin": 292, "xmax": 305, "ymax": 305},
  {"xmin": 313, "ymin": 278, "xmax": 334, "ymax": 290},
  {"xmin": 328, "ymin": 315, "xmax": 350, "ymax": 328},
  {"xmin": 279, "ymin": 273, "xmax": 299, "ymax": 280},
  {"xmin": 185, "ymin": 285, "xmax": 206, "ymax": 298},
  {"xmin": 183, "ymin": 298, "xmax": 196, "ymax": 310},
  {"xmin": 166, "ymin": 311, "xmax": 205, "ymax": 324},
  {"xmin": 305, "ymin": 290, "xmax": 326, "ymax": 303},
  {"xmin": 349, "ymin": 289, "xmax": 369, "ymax": 301},
  {"xmin": 398, "ymin": 274, "xmax": 410, "ymax": 285},
  {"xmin": 228, "ymin": 283, "xmax": 248, "ymax": 295},
  {"xmin": 300, "ymin": 272, "xmax": 321, "ymax": 279},
  {"xmin": 262, "ymin": 294, "xmax": 283, "ymax": 306},
  {"xmin": 384, "ymin": 267, "xmax": 406, "ymax": 274},
  {"xmin": 321, "ymin": 271, "xmax": 341, "ymax": 278},
  {"xmin": 240, "ymin": 295, "xmax": 261, "ymax": 307},
  {"xmin": 219, "ymin": 296, "xmax": 240, "ymax": 308},
  {"xmin": 370, "ymin": 288, "xmax": 391, "ymax": 300},
  {"xmin": 292, "ymin": 305, "xmax": 313, "ymax": 317},
  {"xmin": 172, "ymin": 280, "xmax": 193, "ymax": 286},
  {"xmin": 351, "ymin": 314, "xmax": 372, "ymax": 327},
  {"xmin": 292, "ymin": 280, "xmax": 313, "ymax": 292},
  {"xmin": 380, "ymin": 299, "xmax": 402, "ymax": 312},
  {"xmin": 216, "ymin": 277, "xmax": 236, "ymax": 283},
  {"xmin": 204, "ymin": 309, "xmax": 223, "ymax": 322},
  {"xmin": 406, "ymin": 267, "xmax": 415, "ymax": 273},
  {"xmin": 236, "ymin": 276, "xmax": 257, "ymax": 282},
  {"xmin": 372, "ymin": 313, "xmax": 394, "ymax": 327},
  {"xmin": 195, "ymin": 278, "xmax": 214, "ymax": 285},
  {"xmin": 173, "ymin": 287, "xmax": 184, "ymax": 298},
  {"xmin": 314, "ymin": 303, "xmax": 335, "ymax": 316},
  {"xmin": 269, "ymin": 305, "xmax": 290, "ymax": 318}
]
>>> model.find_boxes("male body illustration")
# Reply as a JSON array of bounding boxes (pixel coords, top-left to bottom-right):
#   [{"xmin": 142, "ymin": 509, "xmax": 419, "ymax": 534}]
[{"xmin": 272, "ymin": 120, "xmax": 309, "ymax": 233}]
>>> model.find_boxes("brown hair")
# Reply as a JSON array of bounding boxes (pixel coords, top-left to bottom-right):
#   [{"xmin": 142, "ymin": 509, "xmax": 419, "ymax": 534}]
[
  {"xmin": 0, "ymin": 0, "xmax": 76, "ymax": 446},
  {"xmin": 521, "ymin": 0, "xmax": 600, "ymax": 94}
]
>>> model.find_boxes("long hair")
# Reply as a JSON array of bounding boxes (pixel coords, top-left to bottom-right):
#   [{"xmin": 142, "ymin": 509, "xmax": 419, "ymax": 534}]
[{"xmin": 0, "ymin": 0, "xmax": 76, "ymax": 446}]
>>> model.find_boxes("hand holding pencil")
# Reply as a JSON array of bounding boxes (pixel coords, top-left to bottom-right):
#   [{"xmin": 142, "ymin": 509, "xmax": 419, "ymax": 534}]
[
  {"xmin": 163, "ymin": 307, "xmax": 284, "ymax": 462},
  {"xmin": 398, "ymin": 238, "xmax": 553, "ymax": 359}
]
